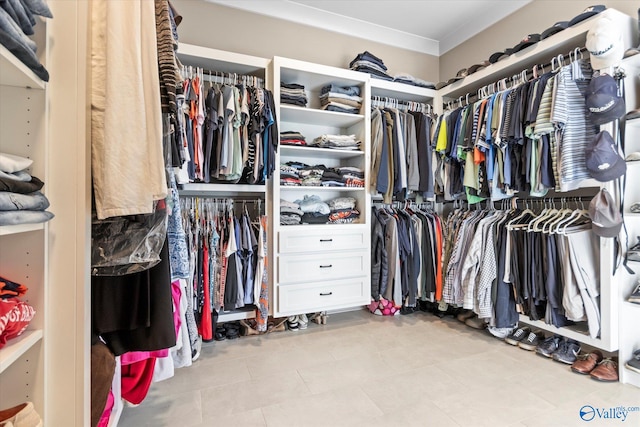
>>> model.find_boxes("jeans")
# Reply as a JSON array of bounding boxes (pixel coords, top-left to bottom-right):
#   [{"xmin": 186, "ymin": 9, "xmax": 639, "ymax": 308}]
[
  {"xmin": 21, "ymin": 0, "xmax": 52, "ymax": 18},
  {"xmin": 0, "ymin": 8, "xmax": 48, "ymax": 81},
  {"xmin": 0, "ymin": 190, "xmax": 49, "ymax": 210},
  {"xmin": 320, "ymin": 84, "xmax": 361, "ymax": 97},
  {"xmin": 0, "ymin": 209, "xmax": 53, "ymax": 225},
  {"xmin": 2, "ymin": 0, "xmax": 34, "ymax": 35},
  {"xmin": 0, "ymin": 169, "xmax": 31, "ymax": 181},
  {"xmin": 0, "ymin": 175, "xmax": 43, "ymax": 193},
  {"xmin": 349, "ymin": 51, "xmax": 386, "ymax": 69}
]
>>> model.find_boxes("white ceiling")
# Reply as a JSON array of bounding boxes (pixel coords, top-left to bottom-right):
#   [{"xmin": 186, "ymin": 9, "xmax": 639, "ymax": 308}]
[{"xmin": 207, "ymin": 0, "xmax": 532, "ymax": 56}]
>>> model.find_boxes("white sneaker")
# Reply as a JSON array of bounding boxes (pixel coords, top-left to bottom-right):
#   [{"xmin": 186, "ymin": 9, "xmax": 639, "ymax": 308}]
[{"xmin": 297, "ymin": 314, "xmax": 308, "ymax": 330}]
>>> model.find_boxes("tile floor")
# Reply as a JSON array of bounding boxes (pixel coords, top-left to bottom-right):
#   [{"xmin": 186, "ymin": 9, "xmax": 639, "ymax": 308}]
[{"xmin": 118, "ymin": 309, "xmax": 640, "ymax": 427}]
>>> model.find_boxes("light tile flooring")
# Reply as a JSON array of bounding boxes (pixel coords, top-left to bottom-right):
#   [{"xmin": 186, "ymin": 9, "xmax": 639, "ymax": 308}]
[{"xmin": 119, "ymin": 309, "xmax": 640, "ymax": 427}]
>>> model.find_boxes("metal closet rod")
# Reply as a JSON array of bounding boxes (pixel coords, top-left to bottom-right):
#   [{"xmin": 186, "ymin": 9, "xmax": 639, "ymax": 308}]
[{"xmin": 180, "ymin": 65, "xmax": 264, "ymax": 88}]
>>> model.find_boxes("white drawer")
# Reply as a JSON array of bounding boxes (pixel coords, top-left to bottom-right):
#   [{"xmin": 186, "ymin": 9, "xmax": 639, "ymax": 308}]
[
  {"xmin": 277, "ymin": 276, "xmax": 368, "ymax": 315},
  {"xmin": 278, "ymin": 250, "xmax": 368, "ymax": 284},
  {"xmin": 278, "ymin": 227, "xmax": 367, "ymax": 254}
]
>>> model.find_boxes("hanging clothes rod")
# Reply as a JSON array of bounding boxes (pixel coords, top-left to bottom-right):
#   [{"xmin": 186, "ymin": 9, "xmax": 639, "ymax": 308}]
[
  {"xmin": 371, "ymin": 95, "xmax": 431, "ymax": 114},
  {"xmin": 180, "ymin": 65, "xmax": 264, "ymax": 88}
]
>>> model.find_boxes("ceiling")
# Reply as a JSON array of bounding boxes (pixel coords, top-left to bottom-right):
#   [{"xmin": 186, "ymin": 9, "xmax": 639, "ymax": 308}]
[{"xmin": 207, "ymin": 0, "xmax": 532, "ymax": 56}]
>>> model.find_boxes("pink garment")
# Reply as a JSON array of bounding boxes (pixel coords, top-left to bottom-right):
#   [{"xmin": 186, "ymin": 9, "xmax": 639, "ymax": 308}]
[
  {"xmin": 97, "ymin": 391, "xmax": 114, "ymax": 427},
  {"xmin": 121, "ymin": 349, "xmax": 168, "ymax": 365},
  {"xmin": 171, "ymin": 280, "xmax": 182, "ymax": 337}
]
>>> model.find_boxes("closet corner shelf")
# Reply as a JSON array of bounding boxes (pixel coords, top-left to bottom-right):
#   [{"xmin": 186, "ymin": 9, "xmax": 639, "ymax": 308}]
[
  {"xmin": 370, "ymin": 79, "xmax": 436, "ymax": 102},
  {"xmin": 0, "ymin": 44, "xmax": 45, "ymax": 89},
  {"xmin": 0, "ymin": 223, "xmax": 45, "ymax": 236},
  {"xmin": 280, "ymin": 145, "xmax": 364, "ymax": 160},
  {"xmin": 517, "ymin": 315, "xmax": 615, "ymax": 351},
  {"xmin": 217, "ymin": 307, "xmax": 257, "ymax": 322},
  {"xmin": 280, "ymin": 105, "xmax": 364, "ymax": 127},
  {"xmin": 626, "ymin": 117, "xmax": 640, "ymax": 129},
  {"xmin": 176, "ymin": 43, "xmax": 269, "ymax": 77},
  {"xmin": 623, "ymin": 301, "xmax": 640, "ymax": 311},
  {"xmin": 0, "ymin": 329, "xmax": 43, "ymax": 374},
  {"xmin": 179, "ymin": 183, "xmax": 266, "ymax": 196},
  {"xmin": 279, "ymin": 185, "xmax": 365, "ymax": 192}
]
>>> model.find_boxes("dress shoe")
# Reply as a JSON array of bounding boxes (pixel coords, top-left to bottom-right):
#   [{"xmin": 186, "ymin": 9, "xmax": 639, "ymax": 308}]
[
  {"xmin": 590, "ymin": 358, "xmax": 619, "ymax": 382},
  {"xmin": 571, "ymin": 350, "xmax": 603, "ymax": 374}
]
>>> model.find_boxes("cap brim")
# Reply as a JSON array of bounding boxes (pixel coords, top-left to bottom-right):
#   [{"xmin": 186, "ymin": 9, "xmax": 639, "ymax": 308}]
[
  {"xmin": 590, "ymin": 43, "xmax": 624, "ymax": 70},
  {"xmin": 589, "ymin": 156, "xmax": 627, "ymax": 182},
  {"xmin": 592, "ymin": 221, "xmax": 622, "ymax": 238},
  {"xmin": 588, "ymin": 98, "xmax": 626, "ymax": 125}
]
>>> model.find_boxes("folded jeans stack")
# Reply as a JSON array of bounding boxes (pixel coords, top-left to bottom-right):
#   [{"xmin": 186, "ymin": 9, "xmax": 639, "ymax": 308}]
[
  {"xmin": 310, "ymin": 134, "xmax": 361, "ymax": 151},
  {"xmin": 0, "ymin": 152, "xmax": 54, "ymax": 226},
  {"xmin": 319, "ymin": 84, "xmax": 362, "ymax": 114},
  {"xmin": 280, "ymin": 82, "xmax": 308, "ymax": 107},
  {"xmin": 0, "ymin": 0, "xmax": 52, "ymax": 81},
  {"xmin": 349, "ymin": 51, "xmax": 392, "ymax": 81},
  {"xmin": 296, "ymin": 194, "xmax": 330, "ymax": 224},
  {"xmin": 280, "ymin": 130, "xmax": 306, "ymax": 146}
]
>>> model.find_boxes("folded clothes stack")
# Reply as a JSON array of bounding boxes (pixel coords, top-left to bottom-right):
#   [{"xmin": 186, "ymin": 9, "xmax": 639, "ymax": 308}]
[
  {"xmin": 0, "ymin": 152, "xmax": 54, "ymax": 226},
  {"xmin": 319, "ymin": 84, "xmax": 363, "ymax": 114},
  {"xmin": 310, "ymin": 134, "xmax": 361, "ymax": 150},
  {"xmin": 280, "ymin": 82, "xmax": 308, "ymax": 107},
  {"xmin": 296, "ymin": 195, "xmax": 330, "ymax": 225},
  {"xmin": 280, "ymin": 161, "xmax": 364, "ymax": 188},
  {"xmin": 0, "ymin": 275, "xmax": 36, "ymax": 349},
  {"xmin": 349, "ymin": 51, "xmax": 392, "ymax": 81},
  {"xmin": 0, "ymin": 0, "xmax": 53, "ymax": 81},
  {"xmin": 280, "ymin": 199, "xmax": 303, "ymax": 225},
  {"xmin": 280, "ymin": 131, "xmax": 306, "ymax": 146},
  {"xmin": 393, "ymin": 73, "xmax": 436, "ymax": 89},
  {"xmin": 327, "ymin": 197, "xmax": 360, "ymax": 224}
]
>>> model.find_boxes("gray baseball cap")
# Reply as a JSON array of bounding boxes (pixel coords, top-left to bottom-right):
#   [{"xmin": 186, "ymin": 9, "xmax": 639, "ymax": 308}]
[
  {"xmin": 589, "ymin": 188, "xmax": 622, "ymax": 238},
  {"xmin": 586, "ymin": 131, "xmax": 626, "ymax": 182}
]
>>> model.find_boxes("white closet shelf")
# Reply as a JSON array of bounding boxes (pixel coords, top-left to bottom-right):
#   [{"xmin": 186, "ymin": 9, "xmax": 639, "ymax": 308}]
[
  {"xmin": 0, "ymin": 223, "xmax": 45, "ymax": 236},
  {"xmin": 370, "ymin": 79, "xmax": 436, "ymax": 102},
  {"xmin": 0, "ymin": 44, "xmax": 45, "ymax": 89},
  {"xmin": 176, "ymin": 43, "xmax": 269, "ymax": 77},
  {"xmin": 0, "ymin": 329, "xmax": 43, "ymax": 374},
  {"xmin": 217, "ymin": 307, "xmax": 256, "ymax": 322},
  {"xmin": 623, "ymin": 301, "xmax": 640, "ymax": 311},
  {"xmin": 518, "ymin": 315, "xmax": 615, "ymax": 351},
  {"xmin": 438, "ymin": 9, "xmax": 634, "ymax": 100},
  {"xmin": 279, "ymin": 185, "xmax": 365, "ymax": 192},
  {"xmin": 179, "ymin": 183, "xmax": 266, "ymax": 196},
  {"xmin": 626, "ymin": 118, "xmax": 640, "ymax": 129},
  {"xmin": 280, "ymin": 145, "xmax": 364, "ymax": 159},
  {"xmin": 280, "ymin": 105, "xmax": 364, "ymax": 127}
]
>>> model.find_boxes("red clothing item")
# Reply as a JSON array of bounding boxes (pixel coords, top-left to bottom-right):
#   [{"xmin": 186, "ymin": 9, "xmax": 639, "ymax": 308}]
[{"xmin": 121, "ymin": 358, "xmax": 156, "ymax": 405}]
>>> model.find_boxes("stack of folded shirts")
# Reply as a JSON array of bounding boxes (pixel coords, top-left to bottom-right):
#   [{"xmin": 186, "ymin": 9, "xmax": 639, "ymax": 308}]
[
  {"xmin": 349, "ymin": 51, "xmax": 392, "ymax": 81},
  {"xmin": 0, "ymin": 152, "xmax": 54, "ymax": 226},
  {"xmin": 280, "ymin": 199, "xmax": 303, "ymax": 225},
  {"xmin": 319, "ymin": 84, "xmax": 363, "ymax": 114},
  {"xmin": 280, "ymin": 131, "xmax": 306, "ymax": 146},
  {"xmin": 280, "ymin": 164, "xmax": 302, "ymax": 186},
  {"xmin": 298, "ymin": 164, "xmax": 324, "ymax": 187},
  {"xmin": 280, "ymin": 82, "xmax": 308, "ymax": 107},
  {"xmin": 296, "ymin": 195, "xmax": 330, "ymax": 224},
  {"xmin": 310, "ymin": 134, "xmax": 361, "ymax": 150},
  {"xmin": 327, "ymin": 197, "xmax": 360, "ymax": 224},
  {"xmin": 0, "ymin": 275, "xmax": 36, "ymax": 349},
  {"xmin": 393, "ymin": 73, "xmax": 436, "ymax": 89},
  {"xmin": 338, "ymin": 166, "xmax": 364, "ymax": 187}
]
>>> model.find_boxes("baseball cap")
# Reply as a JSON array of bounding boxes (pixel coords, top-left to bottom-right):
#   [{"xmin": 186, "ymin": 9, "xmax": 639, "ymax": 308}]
[
  {"xmin": 586, "ymin": 17, "xmax": 624, "ymax": 70},
  {"xmin": 585, "ymin": 74, "xmax": 625, "ymax": 125},
  {"xmin": 586, "ymin": 130, "xmax": 626, "ymax": 182},
  {"xmin": 589, "ymin": 187, "xmax": 622, "ymax": 238},
  {"xmin": 489, "ymin": 48, "xmax": 513, "ymax": 64},
  {"xmin": 541, "ymin": 21, "xmax": 569, "ymax": 40},
  {"xmin": 467, "ymin": 61, "xmax": 490, "ymax": 75},
  {"xmin": 512, "ymin": 34, "xmax": 541, "ymax": 53},
  {"xmin": 569, "ymin": 5, "xmax": 606, "ymax": 27}
]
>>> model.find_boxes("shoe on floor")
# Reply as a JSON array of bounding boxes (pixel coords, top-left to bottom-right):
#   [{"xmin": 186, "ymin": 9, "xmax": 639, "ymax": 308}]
[
  {"xmin": 464, "ymin": 314, "xmax": 487, "ymax": 330},
  {"xmin": 628, "ymin": 280, "xmax": 640, "ymax": 304},
  {"xmin": 505, "ymin": 327, "xmax": 530, "ymax": 346},
  {"xmin": 518, "ymin": 330, "xmax": 545, "ymax": 351},
  {"xmin": 0, "ymin": 402, "xmax": 42, "ymax": 427},
  {"xmin": 487, "ymin": 326, "xmax": 516, "ymax": 340},
  {"xmin": 625, "ymin": 349, "xmax": 640, "ymax": 374},
  {"xmin": 571, "ymin": 350, "xmax": 604, "ymax": 374},
  {"xmin": 552, "ymin": 339, "xmax": 581, "ymax": 364},
  {"xmin": 297, "ymin": 314, "xmax": 308, "ymax": 330},
  {"xmin": 287, "ymin": 316, "xmax": 299, "ymax": 331},
  {"xmin": 536, "ymin": 335, "xmax": 562, "ymax": 358},
  {"xmin": 590, "ymin": 358, "xmax": 619, "ymax": 382},
  {"xmin": 456, "ymin": 310, "xmax": 475, "ymax": 323}
]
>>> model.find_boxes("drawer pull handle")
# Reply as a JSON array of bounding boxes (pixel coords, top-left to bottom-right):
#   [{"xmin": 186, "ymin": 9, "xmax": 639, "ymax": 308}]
[
  {"xmin": 319, "ymin": 239, "xmax": 333, "ymax": 242},
  {"xmin": 319, "ymin": 264, "xmax": 333, "ymax": 269},
  {"xmin": 319, "ymin": 292, "xmax": 333, "ymax": 296}
]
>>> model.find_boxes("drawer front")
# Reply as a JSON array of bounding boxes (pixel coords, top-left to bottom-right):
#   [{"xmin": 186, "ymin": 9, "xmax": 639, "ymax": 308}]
[
  {"xmin": 278, "ymin": 250, "xmax": 368, "ymax": 284},
  {"xmin": 277, "ymin": 276, "xmax": 368, "ymax": 315},
  {"xmin": 278, "ymin": 228, "xmax": 367, "ymax": 254}
]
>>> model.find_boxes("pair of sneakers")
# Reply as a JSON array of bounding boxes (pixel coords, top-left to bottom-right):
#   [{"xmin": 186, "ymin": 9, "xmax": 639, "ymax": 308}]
[
  {"xmin": 504, "ymin": 327, "xmax": 545, "ymax": 351},
  {"xmin": 628, "ymin": 279, "xmax": 640, "ymax": 304},
  {"xmin": 536, "ymin": 335, "xmax": 581, "ymax": 364},
  {"xmin": 287, "ymin": 314, "xmax": 308, "ymax": 331}
]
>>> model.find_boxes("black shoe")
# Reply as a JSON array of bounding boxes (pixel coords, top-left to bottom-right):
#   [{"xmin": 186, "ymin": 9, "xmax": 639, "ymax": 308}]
[
  {"xmin": 518, "ymin": 330, "xmax": 545, "ymax": 351},
  {"xmin": 628, "ymin": 280, "xmax": 640, "ymax": 304},
  {"xmin": 625, "ymin": 349, "xmax": 640, "ymax": 374},
  {"xmin": 536, "ymin": 335, "xmax": 562, "ymax": 358},
  {"xmin": 552, "ymin": 339, "xmax": 581, "ymax": 364},
  {"xmin": 505, "ymin": 327, "xmax": 530, "ymax": 346}
]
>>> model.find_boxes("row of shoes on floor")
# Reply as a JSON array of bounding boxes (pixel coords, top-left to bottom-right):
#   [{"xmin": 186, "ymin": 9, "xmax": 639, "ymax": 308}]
[
  {"xmin": 504, "ymin": 326, "xmax": 619, "ymax": 382},
  {"xmin": 0, "ymin": 402, "xmax": 41, "ymax": 427},
  {"xmin": 286, "ymin": 312, "xmax": 327, "ymax": 331}
]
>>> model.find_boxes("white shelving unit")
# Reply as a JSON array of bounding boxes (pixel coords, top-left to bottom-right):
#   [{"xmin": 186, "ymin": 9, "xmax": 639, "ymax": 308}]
[
  {"xmin": 0, "ymin": 22, "xmax": 47, "ymax": 418},
  {"xmin": 272, "ymin": 56, "xmax": 371, "ymax": 317},
  {"xmin": 618, "ymin": 52, "xmax": 640, "ymax": 387},
  {"xmin": 434, "ymin": 8, "xmax": 637, "ymax": 354},
  {"xmin": 175, "ymin": 43, "xmax": 272, "ymax": 322}
]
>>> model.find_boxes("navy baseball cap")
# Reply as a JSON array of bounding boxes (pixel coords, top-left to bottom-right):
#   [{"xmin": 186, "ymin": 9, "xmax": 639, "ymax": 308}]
[
  {"xmin": 586, "ymin": 131, "xmax": 626, "ymax": 182},
  {"xmin": 569, "ymin": 5, "xmax": 606, "ymax": 27},
  {"xmin": 513, "ymin": 34, "xmax": 541, "ymax": 53},
  {"xmin": 585, "ymin": 74, "xmax": 625, "ymax": 125},
  {"xmin": 541, "ymin": 21, "xmax": 569, "ymax": 40}
]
